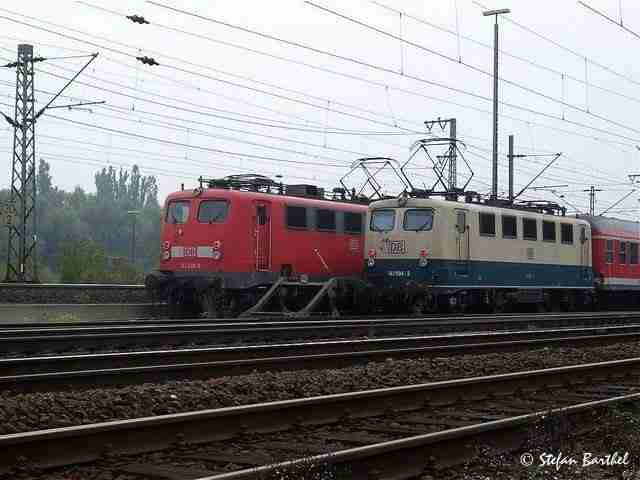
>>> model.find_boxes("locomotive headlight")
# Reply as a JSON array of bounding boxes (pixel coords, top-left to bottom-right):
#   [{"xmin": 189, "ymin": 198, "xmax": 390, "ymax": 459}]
[
  {"xmin": 211, "ymin": 241, "xmax": 223, "ymax": 260},
  {"xmin": 418, "ymin": 248, "xmax": 429, "ymax": 267},
  {"xmin": 162, "ymin": 250, "xmax": 171, "ymax": 261},
  {"xmin": 367, "ymin": 248, "xmax": 376, "ymax": 267},
  {"xmin": 162, "ymin": 241, "xmax": 171, "ymax": 251}
]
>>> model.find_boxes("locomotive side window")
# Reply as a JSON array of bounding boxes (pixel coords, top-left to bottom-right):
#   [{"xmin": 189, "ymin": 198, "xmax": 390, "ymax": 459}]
[
  {"xmin": 502, "ymin": 215, "xmax": 517, "ymax": 239},
  {"xmin": 404, "ymin": 209, "xmax": 433, "ymax": 231},
  {"xmin": 479, "ymin": 212, "xmax": 495, "ymax": 236},
  {"xmin": 256, "ymin": 205, "xmax": 267, "ymax": 225},
  {"xmin": 605, "ymin": 239, "xmax": 614, "ymax": 264},
  {"xmin": 317, "ymin": 209, "xmax": 336, "ymax": 231},
  {"xmin": 523, "ymin": 218, "xmax": 537, "ymax": 241},
  {"xmin": 620, "ymin": 241, "xmax": 627, "ymax": 264},
  {"xmin": 370, "ymin": 210, "xmax": 395, "ymax": 232},
  {"xmin": 630, "ymin": 243, "xmax": 639, "ymax": 265},
  {"xmin": 286, "ymin": 206, "xmax": 307, "ymax": 229},
  {"xmin": 561, "ymin": 223, "xmax": 574, "ymax": 244},
  {"xmin": 166, "ymin": 200, "xmax": 190, "ymax": 224},
  {"xmin": 197, "ymin": 200, "xmax": 228, "ymax": 223},
  {"xmin": 344, "ymin": 212, "xmax": 363, "ymax": 234},
  {"xmin": 542, "ymin": 221, "xmax": 556, "ymax": 243}
]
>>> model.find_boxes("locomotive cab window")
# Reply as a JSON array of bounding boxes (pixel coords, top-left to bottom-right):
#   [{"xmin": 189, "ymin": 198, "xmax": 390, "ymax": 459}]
[
  {"xmin": 370, "ymin": 210, "xmax": 395, "ymax": 232},
  {"xmin": 316, "ymin": 209, "xmax": 336, "ymax": 231},
  {"xmin": 502, "ymin": 215, "xmax": 517, "ymax": 239},
  {"xmin": 561, "ymin": 223, "xmax": 574, "ymax": 245},
  {"xmin": 631, "ymin": 243, "xmax": 639, "ymax": 265},
  {"xmin": 523, "ymin": 218, "xmax": 537, "ymax": 241},
  {"xmin": 620, "ymin": 241, "xmax": 627, "ymax": 264},
  {"xmin": 542, "ymin": 221, "xmax": 556, "ymax": 243},
  {"xmin": 605, "ymin": 239, "xmax": 614, "ymax": 264},
  {"xmin": 166, "ymin": 200, "xmax": 190, "ymax": 224},
  {"xmin": 286, "ymin": 206, "xmax": 307, "ymax": 229},
  {"xmin": 197, "ymin": 200, "xmax": 228, "ymax": 223},
  {"xmin": 479, "ymin": 212, "xmax": 496, "ymax": 236},
  {"xmin": 344, "ymin": 212, "xmax": 363, "ymax": 234},
  {"xmin": 403, "ymin": 209, "xmax": 433, "ymax": 231}
]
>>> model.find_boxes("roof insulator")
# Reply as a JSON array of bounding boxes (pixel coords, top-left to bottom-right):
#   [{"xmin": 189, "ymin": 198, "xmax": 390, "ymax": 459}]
[
  {"xmin": 127, "ymin": 14, "xmax": 150, "ymax": 24},
  {"xmin": 136, "ymin": 56, "xmax": 159, "ymax": 66},
  {"xmin": 2, "ymin": 113, "xmax": 20, "ymax": 129}
]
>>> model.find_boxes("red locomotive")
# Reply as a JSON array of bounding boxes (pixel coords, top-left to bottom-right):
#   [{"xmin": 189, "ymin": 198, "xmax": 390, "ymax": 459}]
[
  {"xmin": 582, "ymin": 215, "xmax": 640, "ymax": 307},
  {"xmin": 146, "ymin": 175, "xmax": 368, "ymax": 317}
]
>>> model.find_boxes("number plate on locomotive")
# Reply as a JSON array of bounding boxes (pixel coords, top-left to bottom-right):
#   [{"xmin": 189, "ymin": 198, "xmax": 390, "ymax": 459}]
[{"xmin": 379, "ymin": 239, "xmax": 407, "ymax": 255}]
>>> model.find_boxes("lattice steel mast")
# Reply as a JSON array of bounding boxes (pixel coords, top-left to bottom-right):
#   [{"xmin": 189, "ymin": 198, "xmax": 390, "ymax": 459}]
[
  {"xmin": 3, "ymin": 45, "xmax": 100, "ymax": 282},
  {"xmin": 5, "ymin": 44, "xmax": 37, "ymax": 282}
]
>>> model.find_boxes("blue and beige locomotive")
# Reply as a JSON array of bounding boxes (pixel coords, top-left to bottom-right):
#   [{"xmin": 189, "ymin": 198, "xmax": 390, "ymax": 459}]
[{"xmin": 364, "ymin": 196, "xmax": 594, "ymax": 313}]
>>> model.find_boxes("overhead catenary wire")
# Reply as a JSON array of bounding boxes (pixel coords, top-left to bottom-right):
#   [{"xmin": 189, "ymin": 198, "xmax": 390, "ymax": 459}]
[
  {"xmin": 302, "ymin": 0, "xmax": 640, "ymax": 138},
  {"xmin": 1, "ymin": 0, "xmax": 636, "ymax": 213},
  {"xmin": 472, "ymin": 0, "xmax": 640, "ymax": 90},
  {"xmin": 137, "ymin": 1, "xmax": 640, "ymax": 152},
  {"xmin": 7, "ymin": 2, "xmax": 640, "ymax": 160},
  {"xmin": 370, "ymin": 0, "xmax": 640, "ymax": 109},
  {"xmin": 0, "ymin": 5, "xmax": 422, "ymax": 139}
]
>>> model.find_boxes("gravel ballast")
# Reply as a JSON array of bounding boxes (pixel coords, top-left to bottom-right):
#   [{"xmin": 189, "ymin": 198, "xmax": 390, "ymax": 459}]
[
  {"xmin": 3, "ymin": 342, "xmax": 640, "ymax": 434},
  {"xmin": 422, "ymin": 406, "xmax": 640, "ymax": 479}
]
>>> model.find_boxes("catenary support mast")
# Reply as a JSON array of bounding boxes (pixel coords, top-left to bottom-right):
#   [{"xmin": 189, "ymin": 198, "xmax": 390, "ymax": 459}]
[{"xmin": 5, "ymin": 44, "xmax": 37, "ymax": 282}]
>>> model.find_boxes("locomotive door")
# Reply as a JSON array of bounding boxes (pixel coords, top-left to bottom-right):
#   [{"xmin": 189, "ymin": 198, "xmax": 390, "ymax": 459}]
[
  {"xmin": 254, "ymin": 202, "xmax": 271, "ymax": 271},
  {"xmin": 455, "ymin": 209, "xmax": 470, "ymax": 274}
]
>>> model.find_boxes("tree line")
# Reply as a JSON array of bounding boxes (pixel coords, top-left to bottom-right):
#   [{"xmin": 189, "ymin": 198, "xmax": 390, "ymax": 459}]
[{"xmin": 0, "ymin": 160, "xmax": 161, "ymax": 283}]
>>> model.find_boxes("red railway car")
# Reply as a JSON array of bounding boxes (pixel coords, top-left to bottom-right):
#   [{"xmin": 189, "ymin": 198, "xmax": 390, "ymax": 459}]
[
  {"xmin": 581, "ymin": 215, "xmax": 640, "ymax": 306},
  {"xmin": 146, "ymin": 175, "xmax": 367, "ymax": 317}
]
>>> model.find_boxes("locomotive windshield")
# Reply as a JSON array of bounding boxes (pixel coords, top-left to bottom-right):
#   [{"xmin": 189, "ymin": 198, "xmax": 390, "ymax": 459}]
[
  {"xmin": 370, "ymin": 210, "xmax": 395, "ymax": 232},
  {"xmin": 198, "ymin": 200, "xmax": 229, "ymax": 223},
  {"xmin": 166, "ymin": 200, "xmax": 190, "ymax": 224},
  {"xmin": 403, "ymin": 209, "xmax": 434, "ymax": 231}
]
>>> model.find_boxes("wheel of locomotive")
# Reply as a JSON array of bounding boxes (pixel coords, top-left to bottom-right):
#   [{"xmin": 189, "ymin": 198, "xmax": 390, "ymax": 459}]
[
  {"xmin": 200, "ymin": 287, "xmax": 228, "ymax": 318},
  {"xmin": 168, "ymin": 288, "xmax": 201, "ymax": 319},
  {"xmin": 493, "ymin": 290, "xmax": 510, "ymax": 314},
  {"xmin": 410, "ymin": 292, "xmax": 437, "ymax": 315}
]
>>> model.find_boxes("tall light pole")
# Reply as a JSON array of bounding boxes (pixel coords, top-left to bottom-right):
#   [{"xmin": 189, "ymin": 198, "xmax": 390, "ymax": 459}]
[
  {"xmin": 483, "ymin": 8, "xmax": 510, "ymax": 201},
  {"xmin": 127, "ymin": 210, "xmax": 140, "ymax": 264}
]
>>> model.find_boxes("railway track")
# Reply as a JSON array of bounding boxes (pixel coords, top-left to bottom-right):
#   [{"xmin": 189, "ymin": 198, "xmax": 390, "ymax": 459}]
[
  {"xmin": 4, "ymin": 324, "xmax": 640, "ymax": 393},
  {"xmin": 3, "ymin": 309, "xmax": 639, "ymax": 328},
  {"xmin": 3, "ymin": 357, "xmax": 640, "ymax": 479},
  {"xmin": 3, "ymin": 311, "xmax": 640, "ymax": 355}
]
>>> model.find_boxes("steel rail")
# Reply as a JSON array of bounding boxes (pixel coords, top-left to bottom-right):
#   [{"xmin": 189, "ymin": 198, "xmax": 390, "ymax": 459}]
[
  {"xmin": 2, "ymin": 312, "xmax": 640, "ymax": 355},
  {"xmin": 2, "ymin": 356, "xmax": 639, "ymax": 473},
  {"xmin": 198, "ymin": 392, "xmax": 640, "ymax": 480},
  {"xmin": 3, "ymin": 325, "xmax": 640, "ymax": 392},
  {"xmin": 2, "ymin": 309, "xmax": 638, "ymax": 330}
]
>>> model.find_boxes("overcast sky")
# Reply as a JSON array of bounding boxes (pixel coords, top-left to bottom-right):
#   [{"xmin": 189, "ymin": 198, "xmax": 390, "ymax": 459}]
[{"xmin": 1, "ymin": 0, "xmax": 640, "ymax": 218}]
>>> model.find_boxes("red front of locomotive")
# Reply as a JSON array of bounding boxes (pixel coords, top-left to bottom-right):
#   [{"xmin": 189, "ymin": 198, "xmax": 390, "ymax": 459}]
[
  {"xmin": 148, "ymin": 184, "xmax": 367, "ymax": 316},
  {"xmin": 158, "ymin": 189, "xmax": 366, "ymax": 280},
  {"xmin": 159, "ymin": 189, "xmax": 251, "ymax": 277}
]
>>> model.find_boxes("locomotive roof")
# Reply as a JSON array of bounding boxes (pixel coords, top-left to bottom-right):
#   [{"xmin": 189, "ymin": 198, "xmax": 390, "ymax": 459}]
[
  {"xmin": 578, "ymin": 214, "xmax": 640, "ymax": 237},
  {"xmin": 165, "ymin": 187, "xmax": 368, "ymax": 211},
  {"xmin": 370, "ymin": 196, "xmax": 590, "ymax": 225}
]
